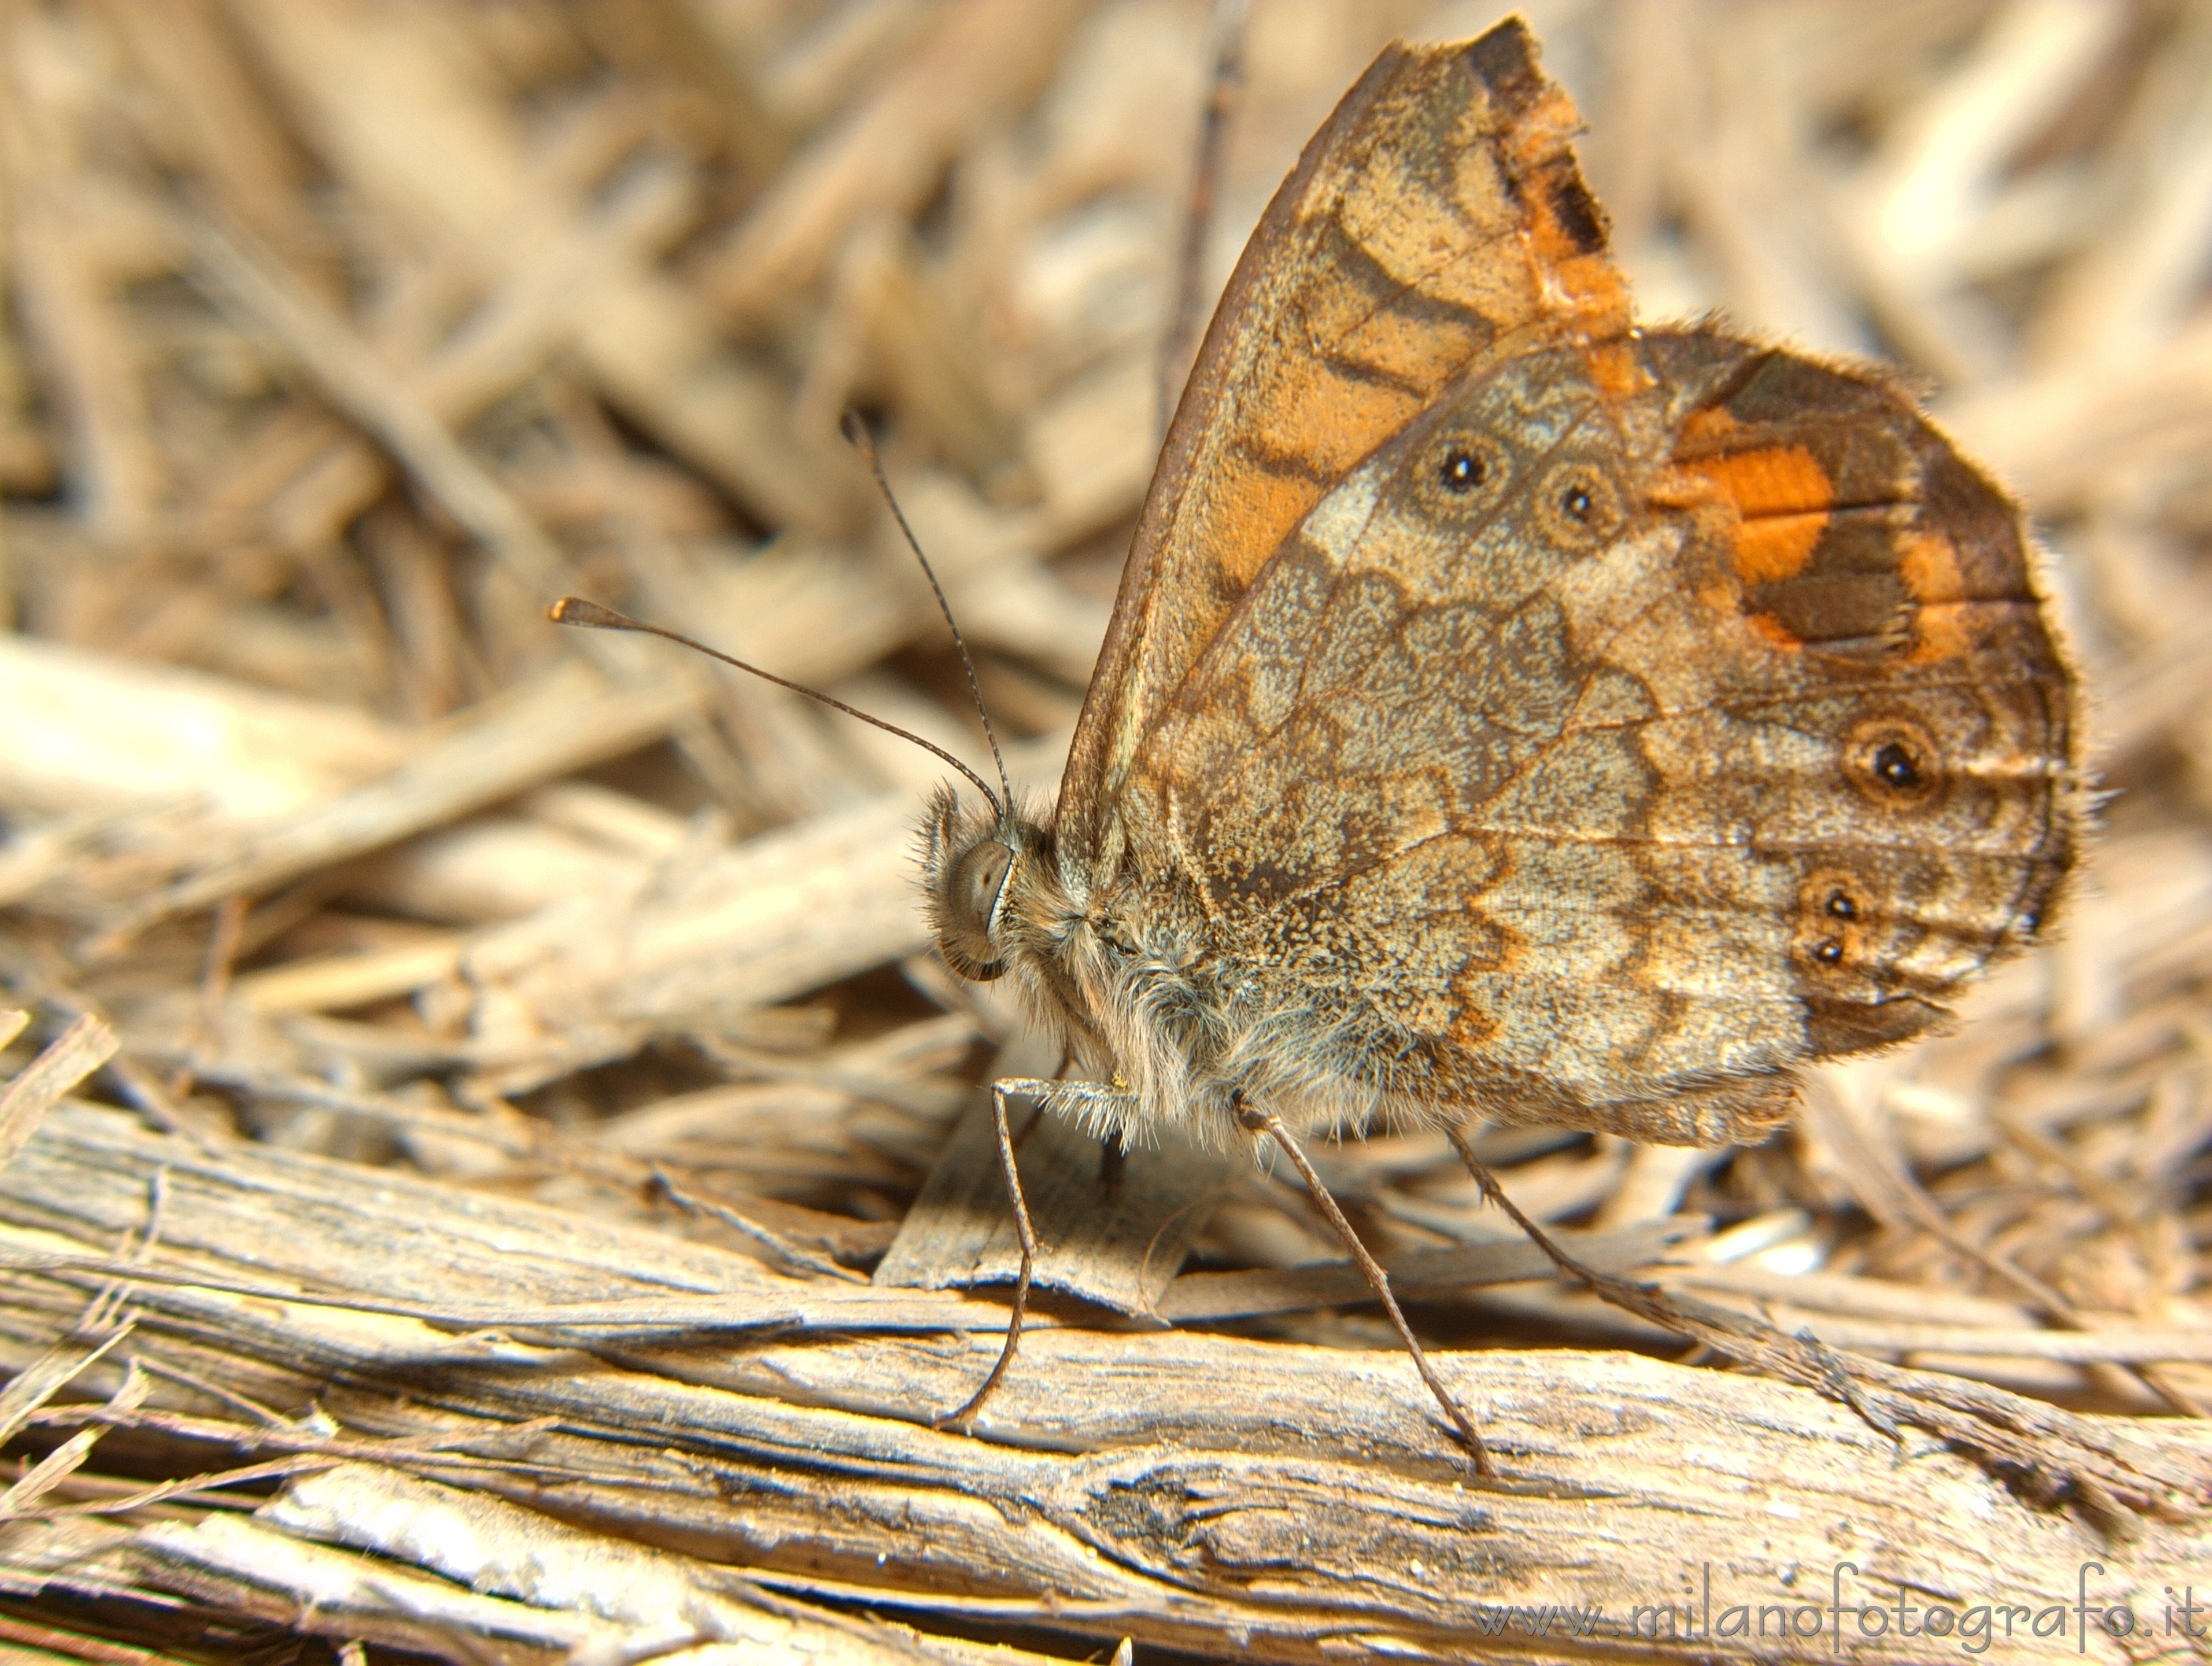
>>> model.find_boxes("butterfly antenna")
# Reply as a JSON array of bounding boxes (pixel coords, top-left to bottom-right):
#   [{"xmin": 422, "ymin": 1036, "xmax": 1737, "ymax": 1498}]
[
  {"xmin": 549, "ymin": 596, "xmax": 1003, "ymax": 817},
  {"xmin": 838, "ymin": 411, "xmax": 1015, "ymax": 816}
]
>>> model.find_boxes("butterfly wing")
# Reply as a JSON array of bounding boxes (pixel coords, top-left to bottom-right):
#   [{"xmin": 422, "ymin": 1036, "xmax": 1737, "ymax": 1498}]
[{"xmin": 1058, "ymin": 20, "xmax": 1630, "ymax": 871}]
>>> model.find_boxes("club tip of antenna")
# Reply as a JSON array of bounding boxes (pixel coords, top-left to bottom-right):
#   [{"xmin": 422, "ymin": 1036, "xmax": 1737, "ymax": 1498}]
[{"xmin": 548, "ymin": 596, "xmax": 628, "ymax": 630}]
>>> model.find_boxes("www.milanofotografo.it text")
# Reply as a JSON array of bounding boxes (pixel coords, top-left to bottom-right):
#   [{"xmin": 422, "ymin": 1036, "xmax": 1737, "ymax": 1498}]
[{"xmin": 1456, "ymin": 1563, "xmax": 2189, "ymax": 1653}]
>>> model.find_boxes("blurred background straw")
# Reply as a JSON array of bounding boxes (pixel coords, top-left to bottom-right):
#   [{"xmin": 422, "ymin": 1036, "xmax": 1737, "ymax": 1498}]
[{"xmin": 1, "ymin": 1, "xmax": 2211, "ymax": 1661}]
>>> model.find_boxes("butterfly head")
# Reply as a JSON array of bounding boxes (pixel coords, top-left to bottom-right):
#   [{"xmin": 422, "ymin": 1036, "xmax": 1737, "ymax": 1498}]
[{"xmin": 922, "ymin": 783, "xmax": 1059, "ymax": 985}]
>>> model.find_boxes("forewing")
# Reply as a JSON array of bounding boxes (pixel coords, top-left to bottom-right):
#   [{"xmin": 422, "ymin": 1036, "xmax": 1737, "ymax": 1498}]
[{"xmin": 1058, "ymin": 19, "xmax": 1629, "ymax": 868}]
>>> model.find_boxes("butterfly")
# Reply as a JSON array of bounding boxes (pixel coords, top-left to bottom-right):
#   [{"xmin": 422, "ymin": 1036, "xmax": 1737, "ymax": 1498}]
[
  {"xmin": 562, "ymin": 14, "xmax": 2080, "ymax": 1476},
  {"xmin": 913, "ymin": 17, "xmax": 2081, "ymax": 1470}
]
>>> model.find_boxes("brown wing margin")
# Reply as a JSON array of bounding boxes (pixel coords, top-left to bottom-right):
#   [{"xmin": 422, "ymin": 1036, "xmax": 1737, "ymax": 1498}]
[{"xmin": 1056, "ymin": 16, "xmax": 1631, "ymax": 869}]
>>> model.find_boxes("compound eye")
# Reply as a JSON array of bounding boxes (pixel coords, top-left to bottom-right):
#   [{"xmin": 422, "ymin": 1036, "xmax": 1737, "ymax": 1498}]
[
  {"xmin": 959, "ymin": 841, "xmax": 1013, "ymax": 931},
  {"xmin": 940, "ymin": 838, "xmax": 1014, "ymax": 976}
]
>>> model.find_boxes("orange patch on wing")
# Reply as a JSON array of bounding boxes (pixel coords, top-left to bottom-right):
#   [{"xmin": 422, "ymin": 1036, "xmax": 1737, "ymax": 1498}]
[
  {"xmin": 1907, "ymin": 600, "xmax": 1975, "ymax": 664},
  {"xmin": 1731, "ymin": 511, "xmax": 1831, "ymax": 585},
  {"xmin": 1745, "ymin": 612, "xmax": 1804, "ymax": 652},
  {"xmin": 1678, "ymin": 443, "xmax": 1834, "ymax": 584},
  {"xmin": 1247, "ymin": 355, "xmax": 1417, "ymax": 479},
  {"xmin": 1585, "ymin": 338, "xmax": 1652, "ymax": 403},
  {"xmin": 1205, "ymin": 456, "xmax": 1328, "ymax": 589},
  {"xmin": 1538, "ymin": 249, "xmax": 1630, "ymax": 329},
  {"xmin": 1683, "ymin": 443, "xmax": 1831, "ymax": 519},
  {"xmin": 1898, "ymin": 529, "xmax": 1966, "ymax": 603}
]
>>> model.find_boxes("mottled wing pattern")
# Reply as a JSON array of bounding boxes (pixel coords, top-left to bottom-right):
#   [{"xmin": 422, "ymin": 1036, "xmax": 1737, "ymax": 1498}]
[
  {"xmin": 1058, "ymin": 20, "xmax": 1628, "ymax": 870},
  {"xmin": 1128, "ymin": 319, "xmax": 2076, "ymax": 1142}
]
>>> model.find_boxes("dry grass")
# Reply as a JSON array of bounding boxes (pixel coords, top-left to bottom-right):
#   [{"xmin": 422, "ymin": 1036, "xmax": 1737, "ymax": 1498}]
[{"xmin": 1, "ymin": 2, "xmax": 2211, "ymax": 1661}]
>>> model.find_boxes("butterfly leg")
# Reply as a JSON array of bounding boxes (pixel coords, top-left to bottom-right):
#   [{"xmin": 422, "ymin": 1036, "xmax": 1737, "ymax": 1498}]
[
  {"xmin": 1236, "ymin": 1096, "xmax": 1496, "ymax": 1477},
  {"xmin": 943, "ymin": 1074, "xmax": 1059, "ymax": 1430},
  {"xmin": 1443, "ymin": 1122, "xmax": 1694, "ymax": 1340},
  {"xmin": 1446, "ymin": 1122, "xmax": 1644, "ymax": 1296}
]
